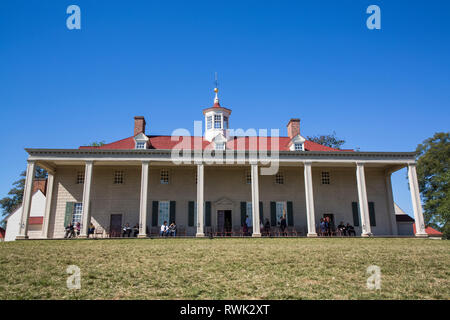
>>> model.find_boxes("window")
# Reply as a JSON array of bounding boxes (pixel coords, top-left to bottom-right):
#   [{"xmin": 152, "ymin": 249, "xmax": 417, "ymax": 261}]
[
  {"xmin": 214, "ymin": 114, "xmax": 222, "ymax": 129},
  {"xmin": 321, "ymin": 171, "xmax": 330, "ymax": 184},
  {"xmin": 207, "ymin": 116, "xmax": 212, "ymax": 130},
  {"xmin": 215, "ymin": 142, "xmax": 225, "ymax": 150},
  {"xmin": 294, "ymin": 143, "xmax": 303, "ymax": 151},
  {"xmin": 72, "ymin": 203, "xmax": 83, "ymax": 224},
  {"xmin": 114, "ymin": 171, "xmax": 124, "ymax": 184},
  {"xmin": 158, "ymin": 201, "xmax": 170, "ymax": 226},
  {"xmin": 275, "ymin": 172, "xmax": 284, "ymax": 184},
  {"xmin": 76, "ymin": 171, "xmax": 84, "ymax": 184},
  {"xmin": 245, "ymin": 171, "xmax": 251, "ymax": 184},
  {"xmin": 223, "ymin": 116, "xmax": 229, "ymax": 129},
  {"xmin": 246, "ymin": 202, "xmax": 253, "ymax": 227},
  {"xmin": 136, "ymin": 141, "xmax": 146, "ymax": 149},
  {"xmin": 276, "ymin": 202, "xmax": 287, "ymax": 225},
  {"xmin": 160, "ymin": 169, "xmax": 169, "ymax": 184}
]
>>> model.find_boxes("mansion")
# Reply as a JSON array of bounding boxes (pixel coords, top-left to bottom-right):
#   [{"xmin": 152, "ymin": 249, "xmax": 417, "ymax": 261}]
[{"xmin": 16, "ymin": 88, "xmax": 428, "ymax": 239}]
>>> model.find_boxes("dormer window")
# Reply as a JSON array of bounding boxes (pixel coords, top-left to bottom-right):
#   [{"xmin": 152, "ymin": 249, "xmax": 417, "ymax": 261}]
[
  {"xmin": 215, "ymin": 142, "xmax": 225, "ymax": 150},
  {"xmin": 136, "ymin": 141, "xmax": 146, "ymax": 149},
  {"xmin": 214, "ymin": 114, "xmax": 222, "ymax": 129},
  {"xmin": 294, "ymin": 143, "xmax": 303, "ymax": 151},
  {"xmin": 289, "ymin": 135, "xmax": 306, "ymax": 151}
]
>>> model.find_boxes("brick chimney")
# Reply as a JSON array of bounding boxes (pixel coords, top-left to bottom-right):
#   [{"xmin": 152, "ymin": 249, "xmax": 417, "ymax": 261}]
[
  {"xmin": 287, "ymin": 118, "xmax": 300, "ymax": 139},
  {"xmin": 134, "ymin": 116, "xmax": 146, "ymax": 136}
]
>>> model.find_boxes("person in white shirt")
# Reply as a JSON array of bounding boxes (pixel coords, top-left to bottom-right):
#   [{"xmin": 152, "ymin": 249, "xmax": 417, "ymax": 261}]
[{"xmin": 160, "ymin": 221, "xmax": 168, "ymax": 237}]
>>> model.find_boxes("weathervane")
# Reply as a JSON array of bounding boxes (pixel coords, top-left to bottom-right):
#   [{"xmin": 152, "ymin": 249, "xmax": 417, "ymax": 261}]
[{"xmin": 214, "ymin": 72, "xmax": 219, "ymax": 103}]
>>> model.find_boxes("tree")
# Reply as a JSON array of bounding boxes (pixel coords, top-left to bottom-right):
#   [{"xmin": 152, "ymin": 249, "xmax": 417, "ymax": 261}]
[
  {"xmin": 415, "ymin": 132, "xmax": 449, "ymax": 238},
  {"xmin": 89, "ymin": 141, "xmax": 105, "ymax": 146},
  {"xmin": 307, "ymin": 131, "xmax": 345, "ymax": 149},
  {"xmin": 0, "ymin": 167, "xmax": 47, "ymax": 226}
]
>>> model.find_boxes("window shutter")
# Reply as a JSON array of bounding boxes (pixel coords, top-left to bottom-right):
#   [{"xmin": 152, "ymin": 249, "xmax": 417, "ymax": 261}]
[
  {"xmin": 270, "ymin": 201, "xmax": 276, "ymax": 226},
  {"xmin": 205, "ymin": 201, "xmax": 211, "ymax": 227},
  {"xmin": 152, "ymin": 201, "xmax": 159, "ymax": 226},
  {"xmin": 240, "ymin": 202, "xmax": 246, "ymax": 226},
  {"xmin": 188, "ymin": 201, "xmax": 195, "ymax": 227},
  {"xmin": 64, "ymin": 202, "xmax": 75, "ymax": 227},
  {"xmin": 368, "ymin": 202, "xmax": 376, "ymax": 226},
  {"xmin": 169, "ymin": 201, "xmax": 176, "ymax": 223},
  {"xmin": 352, "ymin": 202, "xmax": 359, "ymax": 226},
  {"xmin": 259, "ymin": 201, "xmax": 263, "ymax": 223},
  {"xmin": 287, "ymin": 201, "xmax": 294, "ymax": 226}
]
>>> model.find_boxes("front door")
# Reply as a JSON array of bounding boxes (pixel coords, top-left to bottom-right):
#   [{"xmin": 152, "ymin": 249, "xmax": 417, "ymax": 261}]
[
  {"xmin": 224, "ymin": 210, "xmax": 232, "ymax": 236},
  {"xmin": 217, "ymin": 210, "xmax": 225, "ymax": 235},
  {"xmin": 110, "ymin": 214, "xmax": 122, "ymax": 237}
]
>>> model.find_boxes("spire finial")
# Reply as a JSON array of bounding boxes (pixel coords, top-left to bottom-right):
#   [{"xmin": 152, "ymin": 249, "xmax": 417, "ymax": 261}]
[{"xmin": 214, "ymin": 72, "xmax": 219, "ymax": 104}]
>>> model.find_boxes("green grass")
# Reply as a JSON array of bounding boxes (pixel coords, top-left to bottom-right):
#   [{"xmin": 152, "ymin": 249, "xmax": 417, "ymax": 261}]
[{"xmin": 0, "ymin": 238, "xmax": 449, "ymax": 299}]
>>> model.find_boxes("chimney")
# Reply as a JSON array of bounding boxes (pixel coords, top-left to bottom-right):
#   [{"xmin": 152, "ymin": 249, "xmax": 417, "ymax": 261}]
[
  {"xmin": 134, "ymin": 116, "xmax": 146, "ymax": 136},
  {"xmin": 287, "ymin": 118, "xmax": 300, "ymax": 139}
]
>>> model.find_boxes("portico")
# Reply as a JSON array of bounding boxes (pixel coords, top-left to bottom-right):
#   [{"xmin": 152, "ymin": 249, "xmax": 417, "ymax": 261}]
[{"xmin": 17, "ymin": 148, "xmax": 427, "ymax": 240}]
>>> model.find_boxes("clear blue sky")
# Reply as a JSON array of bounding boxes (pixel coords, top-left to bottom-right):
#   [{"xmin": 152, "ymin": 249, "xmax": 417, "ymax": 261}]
[{"xmin": 0, "ymin": 0, "xmax": 449, "ymax": 217}]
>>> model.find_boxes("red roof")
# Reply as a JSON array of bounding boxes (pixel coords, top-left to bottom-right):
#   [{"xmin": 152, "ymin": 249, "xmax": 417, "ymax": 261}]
[
  {"xmin": 28, "ymin": 217, "xmax": 44, "ymax": 225},
  {"xmin": 80, "ymin": 135, "xmax": 353, "ymax": 152},
  {"xmin": 413, "ymin": 224, "xmax": 443, "ymax": 236}
]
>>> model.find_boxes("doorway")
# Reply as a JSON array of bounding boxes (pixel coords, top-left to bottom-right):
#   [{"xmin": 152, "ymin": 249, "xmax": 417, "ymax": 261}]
[
  {"xmin": 110, "ymin": 214, "xmax": 122, "ymax": 237},
  {"xmin": 217, "ymin": 210, "xmax": 232, "ymax": 236}
]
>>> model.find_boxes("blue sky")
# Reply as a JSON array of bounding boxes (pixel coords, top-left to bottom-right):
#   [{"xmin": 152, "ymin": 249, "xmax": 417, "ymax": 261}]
[{"xmin": 0, "ymin": 0, "xmax": 449, "ymax": 217}]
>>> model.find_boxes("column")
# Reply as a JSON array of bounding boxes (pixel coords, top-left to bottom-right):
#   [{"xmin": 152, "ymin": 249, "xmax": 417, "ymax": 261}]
[
  {"xmin": 41, "ymin": 170, "xmax": 55, "ymax": 239},
  {"xmin": 251, "ymin": 164, "xmax": 261, "ymax": 237},
  {"xmin": 356, "ymin": 162, "xmax": 372, "ymax": 236},
  {"xmin": 79, "ymin": 161, "xmax": 94, "ymax": 238},
  {"xmin": 384, "ymin": 172, "xmax": 398, "ymax": 236},
  {"xmin": 16, "ymin": 160, "xmax": 36, "ymax": 240},
  {"xmin": 138, "ymin": 161, "xmax": 149, "ymax": 238},
  {"xmin": 408, "ymin": 163, "xmax": 428, "ymax": 237},
  {"xmin": 196, "ymin": 164, "xmax": 205, "ymax": 237},
  {"xmin": 304, "ymin": 162, "xmax": 317, "ymax": 237}
]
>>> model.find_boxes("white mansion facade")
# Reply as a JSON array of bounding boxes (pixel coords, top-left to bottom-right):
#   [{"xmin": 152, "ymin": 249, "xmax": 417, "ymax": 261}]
[{"xmin": 16, "ymin": 89, "xmax": 428, "ymax": 239}]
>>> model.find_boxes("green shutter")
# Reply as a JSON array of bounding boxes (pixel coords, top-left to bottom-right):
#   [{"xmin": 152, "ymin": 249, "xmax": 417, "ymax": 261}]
[
  {"xmin": 205, "ymin": 201, "xmax": 211, "ymax": 227},
  {"xmin": 240, "ymin": 202, "xmax": 246, "ymax": 226},
  {"xmin": 270, "ymin": 201, "xmax": 277, "ymax": 226},
  {"xmin": 169, "ymin": 201, "xmax": 176, "ymax": 223},
  {"xmin": 287, "ymin": 201, "xmax": 294, "ymax": 226},
  {"xmin": 368, "ymin": 202, "xmax": 376, "ymax": 226},
  {"xmin": 64, "ymin": 202, "xmax": 75, "ymax": 227},
  {"xmin": 188, "ymin": 201, "xmax": 195, "ymax": 227},
  {"xmin": 259, "ymin": 201, "xmax": 263, "ymax": 223},
  {"xmin": 352, "ymin": 202, "xmax": 360, "ymax": 226},
  {"xmin": 152, "ymin": 201, "xmax": 159, "ymax": 226}
]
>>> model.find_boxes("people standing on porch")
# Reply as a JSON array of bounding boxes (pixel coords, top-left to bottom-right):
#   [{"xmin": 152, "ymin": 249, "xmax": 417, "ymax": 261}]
[
  {"xmin": 132, "ymin": 224, "xmax": 139, "ymax": 237},
  {"xmin": 337, "ymin": 221, "xmax": 346, "ymax": 236},
  {"xmin": 160, "ymin": 221, "xmax": 169, "ymax": 237},
  {"xmin": 87, "ymin": 223, "xmax": 95, "ymax": 238},
  {"xmin": 264, "ymin": 218, "xmax": 270, "ymax": 236},
  {"xmin": 168, "ymin": 221, "xmax": 177, "ymax": 237},
  {"xmin": 75, "ymin": 222, "xmax": 81, "ymax": 237},
  {"xmin": 64, "ymin": 223, "xmax": 75, "ymax": 238},
  {"xmin": 280, "ymin": 216, "xmax": 287, "ymax": 236},
  {"xmin": 122, "ymin": 223, "xmax": 132, "ymax": 237},
  {"xmin": 346, "ymin": 223, "xmax": 356, "ymax": 236},
  {"xmin": 243, "ymin": 219, "xmax": 249, "ymax": 236},
  {"xmin": 324, "ymin": 217, "xmax": 330, "ymax": 236},
  {"xmin": 319, "ymin": 218, "xmax": 326, "ymax": 236}
]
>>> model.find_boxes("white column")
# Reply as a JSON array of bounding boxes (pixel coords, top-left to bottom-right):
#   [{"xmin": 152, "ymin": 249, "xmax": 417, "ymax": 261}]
[
  {"xmin": 41, "ymin": 170, "xmax": 55, "ymax": 239},
  {"xmin": 16, "ymin": 160, "xmax": 36, "ymax": 240},
  {"xmin": 408, "ymin": 163, "xmax": 428, "ymax": 237},
  {"xmin": 80, "ymin": 161, "xmax": 94, "ymax": 238},
  {"xmin": 196, "ymin": 164, "xmax": 205, "ymax": 237},
  {"xmin": 304, "ymin": 162, "xmax": 317, "ymax": 237},
  {"xmin": 251, "ymin": 164, "xmax": 261, "ymax": 237},
  {"xmin": 138, "ymin": 161, "xmax": 149, "ymax": 238},
  {"xmin": 384, "ymin": 172, "xmax": 398, "ymax": 236},
  {"xmin": 356, "ymin": 162, "xmax": 372, "ymax": 236}
]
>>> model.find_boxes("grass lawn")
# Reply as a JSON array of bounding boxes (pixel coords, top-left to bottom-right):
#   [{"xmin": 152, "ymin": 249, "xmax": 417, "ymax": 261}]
[{"xmin": 0, "ymin": 238, "xmax": 449, "ymax": 300}]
